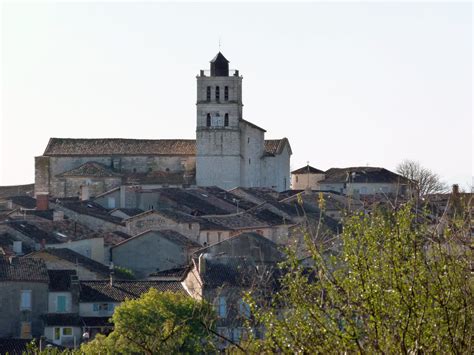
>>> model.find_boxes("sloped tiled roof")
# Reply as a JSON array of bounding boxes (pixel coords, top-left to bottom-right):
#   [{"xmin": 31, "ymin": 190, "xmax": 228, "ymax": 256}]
[
  {"xmin": 241, "ymin": 119, "xmax": 266, "ymax": 132},
  {"xmin": 44, "ymin": 138, "xmax": 196, "ymax": 156},
  {"xmin": 60, "ymin": 201, "xmax": 125, "ymax": 225},
  {"xmin": 0, "ymin": 184, "xmax": 34, "ymax": 199},
  {"xmin": 112, "ymin": 229, "xmax": 200, "ymax": 250},
  {"xmin": 27, "ymin": 248, "xmax": 113, "ymax": 278},
  {"xmin": 57, "ymin": 162, "xmax": 122, "ymax": 178},
  {"xmin": 148, "ymin": 266, "xmax": 191, "ymax": 280},
  {"xmin": 79, "ymin": 280, "xmax": 186, "ymax": 302},
  {"xmin": 264, "ymin": 138, "xmax": 291, "ymax": 156},
  {"xmin": 8, "ymin": 195, "xmax": 37, "ymax": 209},
  {"xmin": 291, "ymin": 165, "xmax": 325, "ymax": 174},
  {"xmin": 0, "ymin": 256, "xmax": 49, "ymax": 282},
  {"xmin": 42, "ymin": 138, "xmax": 289, "ymax": 158},
  {"xmin": 322, "ymin": 167, "xmax": 409, "ymax": 184}
]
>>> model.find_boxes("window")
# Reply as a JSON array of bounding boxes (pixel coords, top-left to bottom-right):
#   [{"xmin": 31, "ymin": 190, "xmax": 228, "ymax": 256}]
[
  {"xmin": 215, "ymin": 86, "xmax": 220, "ymax": 100},
  {"xmin": 247, "ymin": 137, "xmax": 250, "ymax": 144},
  {"xmin": 224, "ymin": 113, "xmax": 229, "ymax": 127},
  {"xmin": 232, "ymin": 328, "xmax": 242, "ymax": 342},
  {"xmin": 206, "ymin": 86, "xmax": 211, "ymax": 101},
  {"xmin": 54, "ymin": 327, "xmax": 61, "ymax": 340},
  {"xmin": 238, "ymin": 299, "xmax": 251, "ymax": 318},
  {"xmin": 107, "ymin": 197, "xmax": 116, "ymax": 209},
  {"xmin": 62, "ymin": 328, "xmax": 73, "ymax": 336},
  {"xmin": 206, "ymin": 113, "xmax": 211, "ymax": 127},
  {"xmin": 188, "ymin": 223, "xmax": 192, "ymax": 230},
  {"xmin": 93, "ymin": 303, "xmax": 114, "ymax": 312},
  {"xmin": 20, "ymin": 290, "xmax": 32, "ymax": 310},
  {"xmin": 57, "ymin": 295, "xmax": 67, "ymax": 312},
  {"xmin": 224, "ymin": 86, "xmax": 229, "ymax": 100},
  {"xmin": 249, "ymin": 158, "xmax": 251, "ymax": 165},
  {"xmin": 217, "ymin": 232, "xmax": 222, "ymax": 242},
  {"xmin": 206, "ymin": 232, "xmax": 210, "ymax": 244},
  {"xmin": 296, "ymin": 176, "xmax": 299, "ymax": 183},
  {"xmin": 215, "ymin": 296, "xmax": 227, "ymax": 318}
]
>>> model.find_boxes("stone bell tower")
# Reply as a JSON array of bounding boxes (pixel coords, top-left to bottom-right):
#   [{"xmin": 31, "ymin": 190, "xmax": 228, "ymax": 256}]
[{"xmin": 196, "ymin": 52, "xmax": 243, "ymax": 189}]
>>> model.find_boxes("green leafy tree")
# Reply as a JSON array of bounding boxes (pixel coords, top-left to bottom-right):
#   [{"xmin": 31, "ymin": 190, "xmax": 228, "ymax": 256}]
[
  {"xmin": 81, "ymin": 289, "xmax": 217, "ymax": 354},
  {"xmin": 245, "ymin": 203, "xmax": 473, "ymax": 353}
]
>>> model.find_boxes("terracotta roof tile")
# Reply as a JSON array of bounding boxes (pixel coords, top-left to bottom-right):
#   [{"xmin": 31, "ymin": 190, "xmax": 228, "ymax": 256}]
[
  {"xmin": 79, "ymin": 280, "xmax": 186, "ymax": 302},
  {"xmin": 0, "ymin": 256, "xmax": 49, "ymax": 282},
  {"xmin": 291, "ymin": 165, "xmax": 325, "ymax": 174},
  {"xmin": 44, "ymin": 138, "xmax": 196, "ymax": 156}
]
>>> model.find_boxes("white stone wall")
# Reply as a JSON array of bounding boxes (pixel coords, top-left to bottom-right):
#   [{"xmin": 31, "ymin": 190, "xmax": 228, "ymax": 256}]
[
  {"xmin": 38, "ymin": 155, "xmax": 195, "ymax": 198},
  {"xmin": 319, "ymin": 182, "xmax": 405, "ymax": 195},
  {"xmin": 261, "ymin": 144, "xmax": 291, "ymax": 192},
  {"xmin": 46, "ymin": 238, "xmax": 105, "ymax": 264},
  {"xmin": 239, "ymin": 122, "xmax": 264, "ymax": 188},
  {"xmin": 292, "ymin": 173, "xmax": 326, "ymax": 190},
  {"xmin": 48, "ymin": 292, "xmax": 73, "ymax": 313}
]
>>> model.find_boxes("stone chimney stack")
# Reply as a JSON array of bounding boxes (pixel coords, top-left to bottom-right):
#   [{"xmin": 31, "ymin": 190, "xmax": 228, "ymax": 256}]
[
  {"xmin": 80, "ymin": 185, "xmax": 90, "ymax": 201},
  {"xmin": 452, "ymin": 184, "xmax": 460, "ymax": 195},
  {"xmin": 36, "ymin": 194, "xmax": 49, "ymax": 211},
  {"xmin": 198, "ymin": 253, "xmax": 206, "ymax": 275},
  {"xmin": 53, "ymin": 211, "xmax": 64, "ymax": 222}
]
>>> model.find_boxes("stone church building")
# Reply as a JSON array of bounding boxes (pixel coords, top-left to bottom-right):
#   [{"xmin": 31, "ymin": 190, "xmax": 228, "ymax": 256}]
[{"xmin": 35, "ymin": 53, "xmax": 292, "ymax": 198}]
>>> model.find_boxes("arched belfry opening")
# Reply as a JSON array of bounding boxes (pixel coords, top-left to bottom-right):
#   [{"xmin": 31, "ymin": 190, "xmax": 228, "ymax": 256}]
[{"xmin": 210, "ymin": 52, "xmax": 229, "ymax": 77}]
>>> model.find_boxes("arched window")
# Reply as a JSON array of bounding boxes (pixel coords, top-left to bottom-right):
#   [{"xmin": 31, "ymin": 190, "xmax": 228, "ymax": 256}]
[
  {"xmin": 206, "ymin": 86, "xmax": 211, "ymax": 101},
  {"xmin": 224, "ymin": 86, "xmax": 229, "ymax": 101},
  {"xmin": 224, "ymin": 113, "xmax": 229, "ymax": 126},
  {"xmin": 215, "ymin": 86, "xmax": 220, "ymax": 100},
  {"xmin": 206, "ymin": 113, "xmax": 211, "ymax": 127}
]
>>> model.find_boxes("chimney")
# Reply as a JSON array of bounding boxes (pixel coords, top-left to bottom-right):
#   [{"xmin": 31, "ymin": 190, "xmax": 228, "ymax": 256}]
[
  {"xmin": 452, "ymin": 184, "xmax": 459, "ymax": 195},
  {"xmin": 198, "ymin": 253, "xmax": 206, "ymax": 275},
  {"xmin": 36, "ymin": 194, "xmax": 49, "ymax": 211},
  {"xmin": 12, "ymin": 241, "xmax": 23, "ymax": 255},
  {"xmin": 53, "ymin": 211, "xmax": 64, "ymax": 222},
  {"xmin": 80, "ymin": 185, "xmax": 90, "ymax": 201}
]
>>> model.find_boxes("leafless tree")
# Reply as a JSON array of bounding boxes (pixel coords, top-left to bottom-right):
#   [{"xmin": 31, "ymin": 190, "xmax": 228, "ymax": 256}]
[{"xmin": 396, "ymin": 159, "xmax": 448, "ymax": 196}]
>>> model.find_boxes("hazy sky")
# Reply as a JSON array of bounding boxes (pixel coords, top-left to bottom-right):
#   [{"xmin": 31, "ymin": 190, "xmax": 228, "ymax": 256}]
[{"xmin": 1, "ymin": 2, "xmax": 472, "ymax": 189}]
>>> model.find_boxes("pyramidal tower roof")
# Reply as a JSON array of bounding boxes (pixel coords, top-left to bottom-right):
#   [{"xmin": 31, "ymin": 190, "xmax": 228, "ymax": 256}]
[
  {"xmin": 210, "ymin": 51, "xmax": 229, "ymax": 63},
  {"xmin": 210, "ymin": 52, "xmax": 230, "ymax": 76}
]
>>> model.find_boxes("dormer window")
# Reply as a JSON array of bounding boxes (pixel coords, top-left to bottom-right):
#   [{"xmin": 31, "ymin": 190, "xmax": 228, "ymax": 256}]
[
  {"xmin": 206, "ymin": 86, "xmax": 211, "ymax": 101},
  {"xmin": 224, "ymin": 114, "xmax": 229, "ymax": 126},
  {"xmin": 215, "ymin": 86, "xmax": 220, "ymax": 101},
  {"xmin": 206, "ymin": 113, "xmax": 211, "ymax": 127},
  {"xmin": 224, "ymin": 86, "xmax": 229, "ymax": 101}
]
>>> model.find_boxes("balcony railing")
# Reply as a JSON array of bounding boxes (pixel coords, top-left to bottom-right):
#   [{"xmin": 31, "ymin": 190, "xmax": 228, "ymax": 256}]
[{"xmin": 198, "ymin": 69, "xmax": 240, "ymax": 77}]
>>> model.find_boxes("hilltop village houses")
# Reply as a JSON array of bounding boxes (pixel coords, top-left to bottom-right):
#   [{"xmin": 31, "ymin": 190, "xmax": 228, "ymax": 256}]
[{"xmin": 0, "ymin": 52, "xmax": 435, "ymax": 350}]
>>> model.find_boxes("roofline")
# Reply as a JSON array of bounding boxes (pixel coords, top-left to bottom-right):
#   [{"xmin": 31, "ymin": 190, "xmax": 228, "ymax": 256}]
[
  {"xmin": 193, "ymin": 231, "xmax": 279, "ymax": 255},
  {"xmin": 93, "ymin": 187, "xmax": 120, "ymax": 199},
  {"xmin": 111, "ymin": 229, "xmax": 200, "ymax": 250},
  {"xmin": 240, "ymin": 119, "xmax": 267, "ymax": 132}
]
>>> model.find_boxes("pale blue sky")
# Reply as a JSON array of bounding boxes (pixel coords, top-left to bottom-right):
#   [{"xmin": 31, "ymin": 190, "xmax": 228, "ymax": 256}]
[{"xmin": 1, "ymin": 2, "xmax": 472, "ymax": 189}]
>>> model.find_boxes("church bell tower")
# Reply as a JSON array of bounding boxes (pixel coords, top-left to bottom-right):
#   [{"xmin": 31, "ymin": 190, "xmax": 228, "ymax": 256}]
[{"xmin": 196, "ymin": 52, "xmax": 243, "ymax": 189}]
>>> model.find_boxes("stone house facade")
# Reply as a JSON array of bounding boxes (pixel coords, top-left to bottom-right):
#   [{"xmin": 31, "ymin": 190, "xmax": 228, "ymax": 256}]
[
  {"xmin": 110, "ymin": 229, "xmax": 201, "ymax": 278},
  {"xmin": 0, "ymin": 256, "xmax": 49, "ymax": 338}
]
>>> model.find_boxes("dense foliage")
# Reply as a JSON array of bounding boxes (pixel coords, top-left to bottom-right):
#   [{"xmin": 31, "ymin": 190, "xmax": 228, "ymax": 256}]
[
  {"xmin": 80, "ymin": 289, "xmax": 216, "ymax": 354},
  {"xmin": 245, "ymin": 204, "xmax": 473, "ymax": 353}
]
